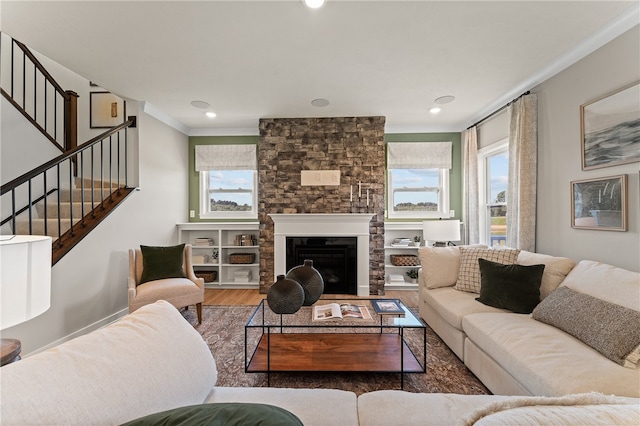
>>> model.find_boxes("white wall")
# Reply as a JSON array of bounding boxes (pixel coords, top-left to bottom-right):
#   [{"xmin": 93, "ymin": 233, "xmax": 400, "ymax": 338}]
[
  {"xmin": 535, "ymin": 25, "xmax": 639, "ymax": 271},
  {"xmin": 4, "ymin": 110, "xmax": 189, "ymax": 355}
]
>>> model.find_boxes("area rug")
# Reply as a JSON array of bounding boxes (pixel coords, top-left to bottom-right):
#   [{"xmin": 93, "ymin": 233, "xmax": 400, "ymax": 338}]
[{"xmin": 182, "ymin": 305, "xmax": 489, "ymax": 396}]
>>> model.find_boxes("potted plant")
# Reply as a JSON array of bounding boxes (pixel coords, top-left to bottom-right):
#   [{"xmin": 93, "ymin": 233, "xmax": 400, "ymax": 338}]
[
  {"xmin": 413, "ymin": 236, "xmax": 421, "ymax": 246},
  {"xmin": 406, "ymin": 269, "xmax": 419, "ymax": 283}
]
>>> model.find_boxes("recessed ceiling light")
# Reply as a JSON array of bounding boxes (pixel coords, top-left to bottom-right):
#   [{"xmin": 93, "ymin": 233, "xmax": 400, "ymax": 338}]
[
  {"xmin": 191, "ymin": 100, "xmax": 210, "ymax": 109},
  {"xmin": 206, "ymin": 111, "xmax": 217, "ymax": 118},
  {"xmin": 429, "ymin": 107, "xmax": 442, "ymax": 115},
  {"xmin": 311, "ymin": 98, "xmax": 330, "ymax": 107},
  {"xmin": 434, "ymin": 95, "xmax": 455, "ymax": 105},
  {"xmin": 303, "ymin": 0, "xmax": 325, "ymax": 9}
]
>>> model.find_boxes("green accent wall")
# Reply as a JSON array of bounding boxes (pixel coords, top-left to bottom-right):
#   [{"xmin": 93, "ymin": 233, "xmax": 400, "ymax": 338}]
[
  {"xmin": 188, "ymin": 135, "xmax": 259, "ymax": 222},
  {"xmin": 384, "ymin": 132, "xmax": 463, "ymax": 223},
  {"xmin": 189, "ymin": 132, "xmax": 462, "ymax": 223}
]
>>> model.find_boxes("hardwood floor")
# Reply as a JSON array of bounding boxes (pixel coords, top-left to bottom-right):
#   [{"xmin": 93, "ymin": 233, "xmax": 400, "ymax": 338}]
[{"xmin": 204, "ymin": 288, "xmax": 418, "ymax": 307}]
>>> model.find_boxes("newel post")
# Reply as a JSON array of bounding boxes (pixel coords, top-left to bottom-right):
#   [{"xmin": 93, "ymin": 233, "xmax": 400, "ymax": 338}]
[{"xmin": 64, "ymin": 90, "xmax": 79, "ymax": 174}]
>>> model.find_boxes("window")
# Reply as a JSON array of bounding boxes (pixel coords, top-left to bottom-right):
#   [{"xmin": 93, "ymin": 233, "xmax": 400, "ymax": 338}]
[
  {"xmin": 386, "ymin": 142, "xmax": 451, "ymax": 219},
  {"xmin": 195, "ymin": 144, "xmax": 257, "ymax": 219},
  {"xmin": 387, "ymin": 169, "xmax": 449, "ymax": 218},
  {"xmin": 199, "ymin": 170, "xmax": 257, "ymax": 219},
  {"xmin": 478, "ymin": 139, "xmax": 508, "ymax": 246}
]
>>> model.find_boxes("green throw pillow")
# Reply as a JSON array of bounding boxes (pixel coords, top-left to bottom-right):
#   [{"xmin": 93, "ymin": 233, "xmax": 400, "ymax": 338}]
[
  {"xmin": 120, "ymin": 403, "xmax": 304, "ymax": 426},
  {"xmin": 139, "ymin": 244, "xmax": 187, "ymax": 284},
  {"xmin": 476, "ymin": 258, "xmax": 545, "ymax": 314}
]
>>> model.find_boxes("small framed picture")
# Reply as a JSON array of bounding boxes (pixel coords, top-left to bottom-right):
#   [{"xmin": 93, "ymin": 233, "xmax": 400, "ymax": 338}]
[
  {"xmin": 90, "ymin": 91, "xmax": 126, "ymax": 128},
  {"xmin": 581, "ymin": 81, "xmax": 640, "ymax": 170},
  {"xmin": 571, "ymin": 174, "xmax": 627, "ymax": 231},
  {"xmin": 371, "ymin": 299, "xmax": 405, "ymax": 315}
]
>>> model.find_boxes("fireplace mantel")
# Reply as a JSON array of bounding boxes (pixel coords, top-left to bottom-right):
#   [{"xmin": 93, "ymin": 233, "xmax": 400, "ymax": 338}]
[{"xmin": 269, "ymin": 214, "xmax": 373, "ymax": 296}]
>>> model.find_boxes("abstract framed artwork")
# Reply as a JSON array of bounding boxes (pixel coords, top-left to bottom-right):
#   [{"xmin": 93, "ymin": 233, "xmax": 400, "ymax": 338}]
[
  {"xmin": 571, "ymin": 174, "xmax": 627, "ymax": 231},
  {"xmin": 581, "ymin": 81, "xmax": 640, "ymax": 170},
  {"xmin": 90, "ymin": 91, "xmax": 126, "ymax": 128}
]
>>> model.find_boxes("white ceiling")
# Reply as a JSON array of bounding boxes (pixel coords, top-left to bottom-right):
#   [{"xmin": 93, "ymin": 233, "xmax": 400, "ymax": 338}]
[{"xmin": 1, "ymin": 1, "xmax": 638, "ymax": 135}]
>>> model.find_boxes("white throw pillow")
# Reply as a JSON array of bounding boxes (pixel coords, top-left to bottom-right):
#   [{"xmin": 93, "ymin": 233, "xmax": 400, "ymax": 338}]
[
  {"xmin": 455, "ymin": 247, "xmax": 520, "ymax": 293},
  {"xmin": 419, "ymin": 244, "xmax": 487, "ymax": 289},
  {"xmin": 517, "ymin": 251, "xmax": 576, "ymax": 299}
]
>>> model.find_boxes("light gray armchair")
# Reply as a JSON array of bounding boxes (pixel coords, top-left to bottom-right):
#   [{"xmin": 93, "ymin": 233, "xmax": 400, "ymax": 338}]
[{"xmin": 128, "ymin": 244, "xmax": 205, "ymax": 323}]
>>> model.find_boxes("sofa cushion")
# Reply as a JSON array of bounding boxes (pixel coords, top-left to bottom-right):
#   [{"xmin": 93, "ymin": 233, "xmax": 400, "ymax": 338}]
[
  {"xmin": 532, "ymin": 286, "xmax": 640, "ymax": 368},
  {"xmin": 357, "ymin": 391, "xmax": 513, "ymax": 426},
  {"xmin": 419, "ymin": 244, "xmax": 487, "ymax": 289},
  {"xmin": 140, "ymin": 244, "xmax": 187, "ymax": 284},
  {"xmin": 558, "ymin": 260, "xmax": 640, "ymax": 310},
  {"xmin": 476, "ymin": 259, "xmax": 544, "ymax": 314},
  {"xmin": 517, "ymin": 251, "xmax": 576, "ymax": 299},
  {"xmin": 121, "ymin": 403, "xmax": 303, "ymax": 426},
  {"xmin": 0, "ymin": 300, "xmax": 218, "ymax": 425},
  {"xmin": 206, "ymin": 387, "xmax": 359, "ymax": 426},
  {"xmin": 462, "ymin": 312, "xmax": 640, "ymax": 397},
  {"xmin": 455, "ymin": 247, "xmax": 520, "ymax": 293},
  {"xmin": 422, "ymin": 286, "xmax": 507, "ymax": 332}
]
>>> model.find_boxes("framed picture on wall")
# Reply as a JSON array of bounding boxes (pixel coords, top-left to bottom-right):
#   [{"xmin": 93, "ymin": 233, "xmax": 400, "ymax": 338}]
[
  {"xmin": 580, "ymin": 81, "xmax": 640, "ymax": 170},
  {"xmin": 571, "ymin": 174, "xmax": 627, "ymax": 231},
  {"xmin": 90, "ymin": 91, "xmax": 126, "ymax": 128}
]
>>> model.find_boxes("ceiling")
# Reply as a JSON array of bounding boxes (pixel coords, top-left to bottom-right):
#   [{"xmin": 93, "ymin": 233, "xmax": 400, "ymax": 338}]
[{"xmin": 1, "ymin": 1, "xmax": 637, "ymax": 135}]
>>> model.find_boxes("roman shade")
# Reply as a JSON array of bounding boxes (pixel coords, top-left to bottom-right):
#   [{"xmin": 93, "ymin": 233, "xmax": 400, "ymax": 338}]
[
  {"xmin": 195, "ymin": 144, "xmax": 257, "ymax": 171},
  {"xmin": 387, "ymin": 141, "xmax": 452, "ymax": 169}
]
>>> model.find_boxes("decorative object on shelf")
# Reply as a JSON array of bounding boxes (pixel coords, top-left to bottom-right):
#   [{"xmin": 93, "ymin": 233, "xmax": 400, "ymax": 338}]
[
  {"xmin": 267, "ymin": 275, "xmax": 304, "ymax": 314},
  {"xmin": 390, "ymin": 254, "xmax": 419, "ymax": 266},
  {"xmin": 406, "ymin": 269, "xmax": 419, "ymax": 283},
  {"xmin": 234, "ymin": 234, "xmax": 257, "ymax": 246},
  {"xmin": 211, "ymin": 248, "xmax": 219, "ymax": 263},
  {"xmin": 286, "ymin": 259, "xmax": 324, "ymax": 306},
  {"xmin": 228, "ymin": 253, "xmax": 256, "ymax": 264},
  {"xmin": 581, "ymin": 81, "xmax": 639, "ymax": 170},
  {"xmin": 571, "ymin": 174, "xmax": 627, "ymax": 231},
  {"xmin": 423, "ymin": 219, "xmax": 461, "ymax": 247},
  {"xmin": 413, "ymin": 236, "xmax": 421, "ymax": 246},
  {"xmin": 194, "ymin": 271, "xmax": 217, "ymax": 283}
]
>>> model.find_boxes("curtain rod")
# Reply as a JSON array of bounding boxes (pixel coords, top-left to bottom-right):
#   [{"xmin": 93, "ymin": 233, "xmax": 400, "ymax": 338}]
[{"xmin": 467, "ymin": 90, "xmax": 531, "ymax": 130}]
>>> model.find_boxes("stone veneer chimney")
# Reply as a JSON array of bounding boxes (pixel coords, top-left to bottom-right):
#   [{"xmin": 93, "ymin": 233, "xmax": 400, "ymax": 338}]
[{"xmin": 258, "ymin": 117, "xmax": 386, "ymax": 294}]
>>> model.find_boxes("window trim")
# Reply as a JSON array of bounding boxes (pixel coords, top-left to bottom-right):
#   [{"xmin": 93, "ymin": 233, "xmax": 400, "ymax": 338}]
[
  {"xmin": 199, "ymin": 170, "xmax": 258, "ymax": 220},
  {"xmin": 386, "ymin": 168, "xmax": 450, "ymax": 219},
  {"xmin": 477, "ymin": 138, "xmax": 508, "ymax": 246}
]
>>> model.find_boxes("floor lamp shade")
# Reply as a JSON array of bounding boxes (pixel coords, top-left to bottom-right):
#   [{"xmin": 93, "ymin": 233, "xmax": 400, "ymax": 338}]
[
  {"xmin": 423, "ymin": 220, "xmax": 461, "ymax": 245},
  {"xmin": 1, "ymin": 235, "xmax": 52, "ymax": 330}
]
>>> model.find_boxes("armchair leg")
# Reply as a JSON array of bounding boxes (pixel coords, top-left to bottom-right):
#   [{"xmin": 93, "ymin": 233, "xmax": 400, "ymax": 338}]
[{"xmin": 196, "ymin": 303, "xmax": 203, "ymax": 324}]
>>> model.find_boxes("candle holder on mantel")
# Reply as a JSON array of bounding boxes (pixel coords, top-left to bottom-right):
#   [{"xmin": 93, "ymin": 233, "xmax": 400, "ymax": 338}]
[{"xmin": 349, "ymin": 181, "xmax": 372, "ymax": 213}]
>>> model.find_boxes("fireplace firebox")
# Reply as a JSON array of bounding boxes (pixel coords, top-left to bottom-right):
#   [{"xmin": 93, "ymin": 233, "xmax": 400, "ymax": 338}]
[{"xmin": 286, "ymin": 237, "xmax": 357, "ymax": 295}]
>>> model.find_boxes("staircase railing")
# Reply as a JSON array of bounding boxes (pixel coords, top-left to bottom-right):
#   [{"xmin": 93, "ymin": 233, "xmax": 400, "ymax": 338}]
[
  {"xmin": 0, "ymin": 33, "xmax": 77, "ymax": 153},
  {"xmin": 1, "ymin": 117, "xmax": 136, "ymax": 249}
]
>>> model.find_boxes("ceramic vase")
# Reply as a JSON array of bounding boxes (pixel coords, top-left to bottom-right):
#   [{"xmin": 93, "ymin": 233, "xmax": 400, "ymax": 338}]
[
  {"xmin": 267, "ymin": 275, "xmax": 304, "ymax": 314},
  {"xmin": 286, "ymin": 259, "xmax": 324, "ymax": 306}
]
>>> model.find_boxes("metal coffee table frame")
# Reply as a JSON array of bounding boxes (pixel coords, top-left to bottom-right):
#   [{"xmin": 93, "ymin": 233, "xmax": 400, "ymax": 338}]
[{"xmin": 245, "ymin": 298, "xmax": 426, "ymax": 389}]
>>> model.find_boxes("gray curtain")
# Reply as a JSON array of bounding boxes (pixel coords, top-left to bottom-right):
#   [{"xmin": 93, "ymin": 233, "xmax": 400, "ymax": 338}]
[
  {"xmin": 462, "ymin": 127, "xmax": 479, "ymax": 245},
  {"xmin": 506, "ymin": 94, "xmax": 537, "ymax": 251}
]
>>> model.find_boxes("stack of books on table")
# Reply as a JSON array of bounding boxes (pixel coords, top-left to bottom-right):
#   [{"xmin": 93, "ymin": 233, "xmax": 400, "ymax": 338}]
[
  {"xmin": 194, "ymin": 237, "xmax": 214, "ymax": 246},
  {"xmin": 388, "ymin": 274, "xmax": 406, "ymax": 284},
  {"xmin": 234, "ymin": 270, "xmax": 251, "ymax": 283}
]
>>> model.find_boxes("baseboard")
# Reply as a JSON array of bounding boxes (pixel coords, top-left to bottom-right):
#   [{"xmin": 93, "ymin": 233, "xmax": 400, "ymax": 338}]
[{"xmin": 25, "ymin": 307, "xmax": 129, "ymax": 357}]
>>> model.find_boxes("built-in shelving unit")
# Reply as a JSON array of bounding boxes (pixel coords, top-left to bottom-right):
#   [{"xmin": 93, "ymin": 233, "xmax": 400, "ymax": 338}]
[
  {"xmin": 384, "ymin": 222, "xmax": 424, "ymax": 290},
  {"xmin": 177, "ymin": 222, "xmax": 260, "ymax": 289}
]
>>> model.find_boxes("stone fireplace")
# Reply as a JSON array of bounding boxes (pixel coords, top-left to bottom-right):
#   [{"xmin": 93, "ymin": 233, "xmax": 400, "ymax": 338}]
[{"xmin": 258, "ymin": 117, "xmax": 386, "ymax": 295}]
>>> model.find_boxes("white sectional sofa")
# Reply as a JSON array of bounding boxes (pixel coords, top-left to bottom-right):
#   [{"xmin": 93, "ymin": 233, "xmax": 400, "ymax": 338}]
[
  {"xmin": 1, "ymin": 299, "xmax": 638, "ymax": 425},
  {"xmin": 418, "ymin": 245, "xmax": 640, "ymax": 398}
]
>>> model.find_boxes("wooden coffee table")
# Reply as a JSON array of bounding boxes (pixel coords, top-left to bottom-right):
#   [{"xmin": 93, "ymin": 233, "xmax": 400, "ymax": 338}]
[{"xmin": 244, "ymin": 298, "xmax": 426, "ymax": 389}]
